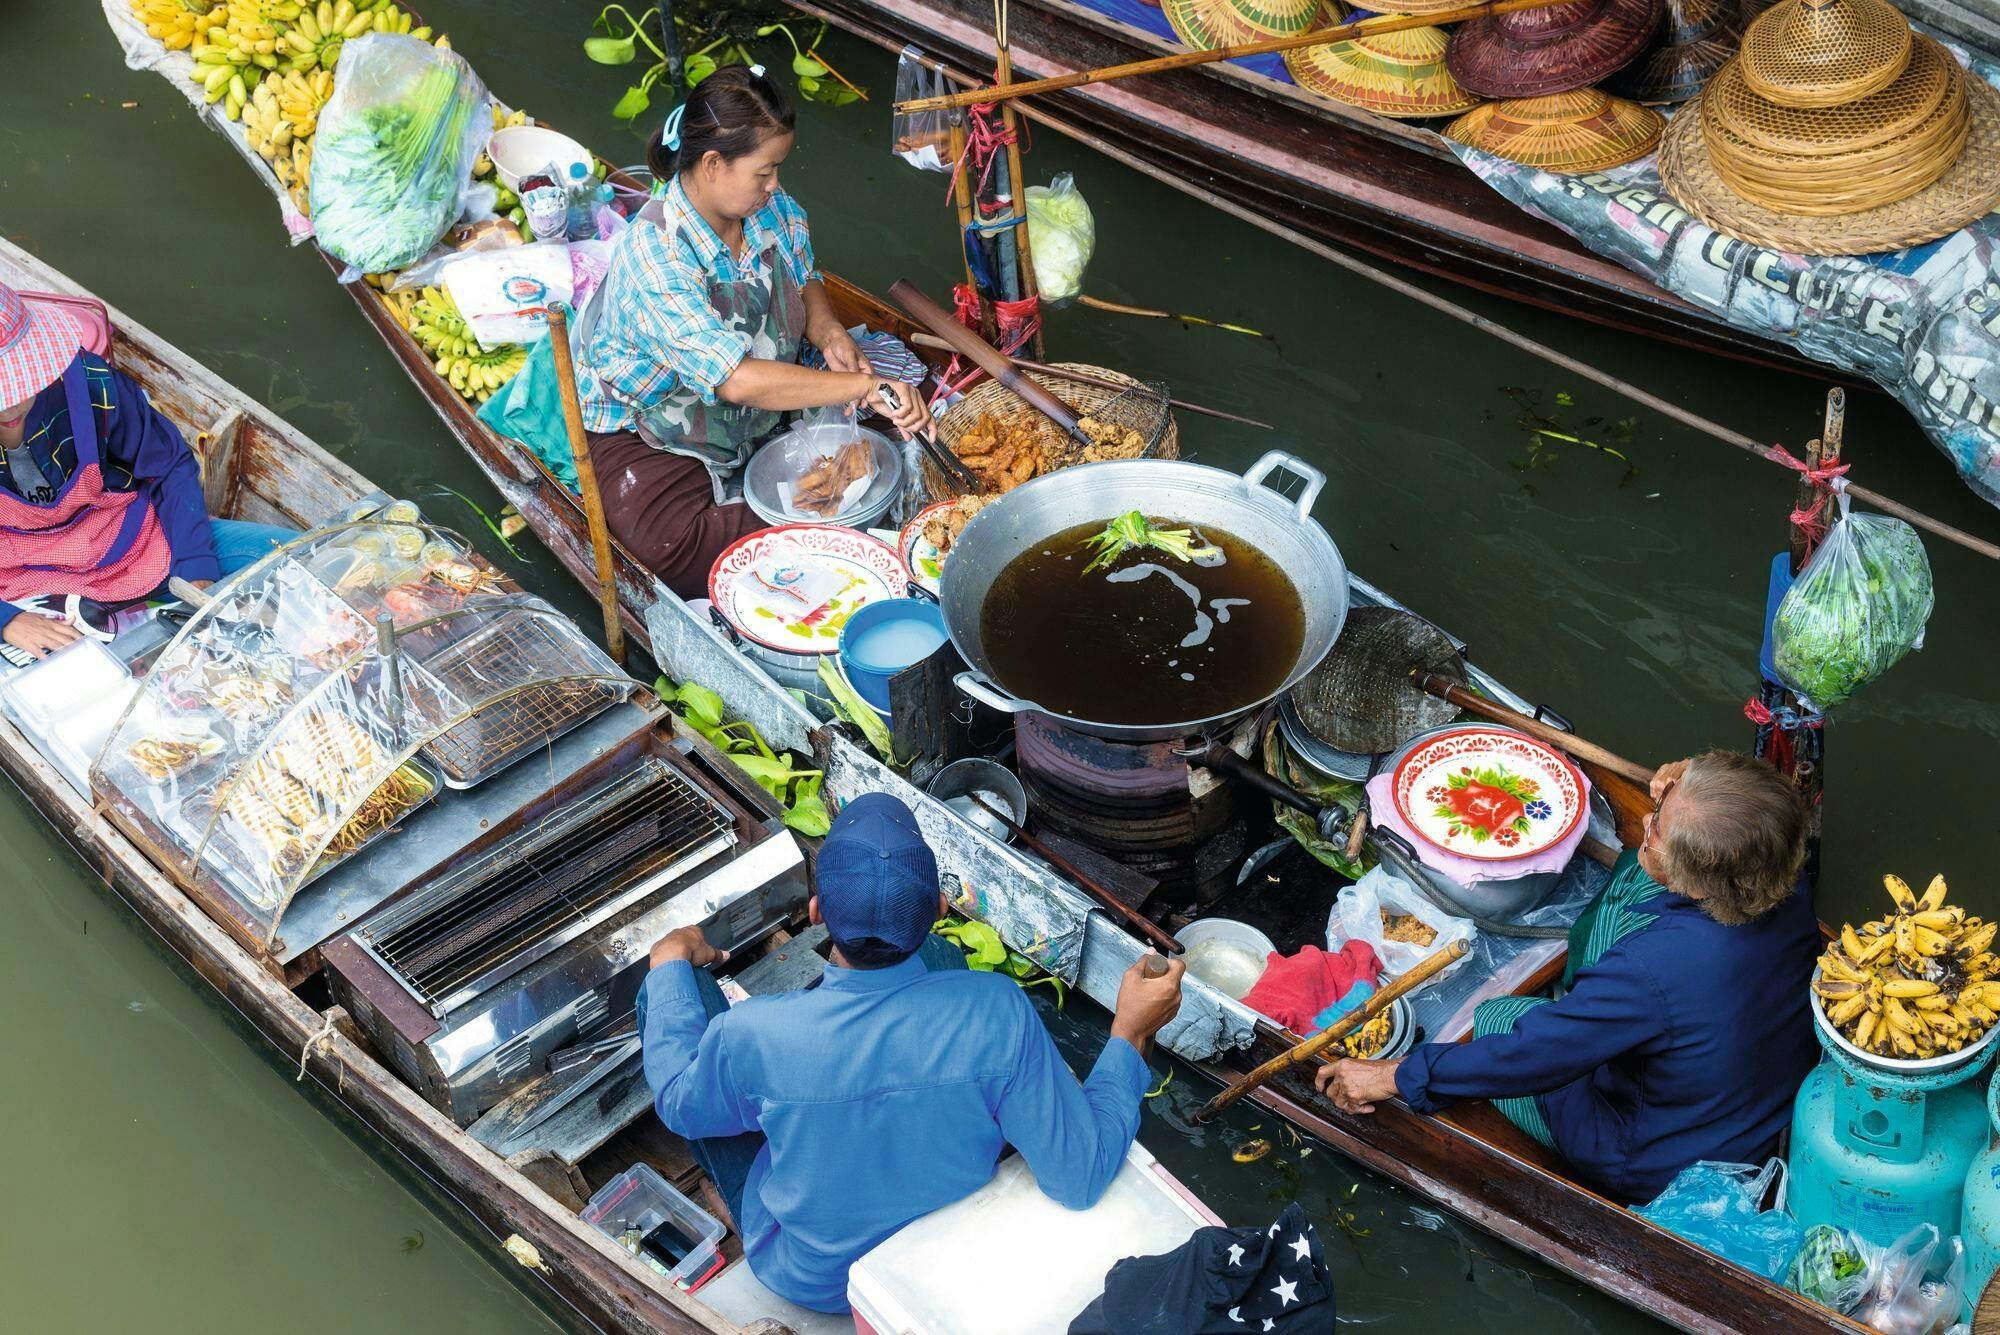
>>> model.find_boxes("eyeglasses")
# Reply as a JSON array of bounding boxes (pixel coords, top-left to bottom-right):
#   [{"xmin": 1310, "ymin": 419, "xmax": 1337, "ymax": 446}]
[{"xmin": 1642, "ymin": 779, "xmax": 1676, "ymax": 855}]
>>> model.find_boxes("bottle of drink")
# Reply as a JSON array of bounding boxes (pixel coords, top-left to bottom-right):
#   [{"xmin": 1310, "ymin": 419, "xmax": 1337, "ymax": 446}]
[
  {"xmin": 565, "ymin": 162, "xmax": 609, "ymax": 241},
  {"xmin": 520, "ymin": 165, "xmax": 569, "ymax": 243}
]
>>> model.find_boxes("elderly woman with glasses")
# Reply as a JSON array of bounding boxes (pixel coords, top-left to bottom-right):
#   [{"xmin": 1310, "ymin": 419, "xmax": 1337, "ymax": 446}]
[{"xmin": 1315, "ymin": 749, "xmax": 1820, "ymax": 1205}]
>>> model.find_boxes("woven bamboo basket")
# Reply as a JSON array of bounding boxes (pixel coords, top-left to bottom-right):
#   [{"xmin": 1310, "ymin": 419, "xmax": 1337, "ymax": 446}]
[{"xmin": 925, "ymin": 365, "xmax": 1183, "ymax": 502}]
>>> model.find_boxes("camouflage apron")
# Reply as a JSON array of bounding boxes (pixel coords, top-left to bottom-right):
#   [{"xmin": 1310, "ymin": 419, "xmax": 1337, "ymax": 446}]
[{"xmin": 576, "ymin": 195, "xmax": 807, "ymax": 505}]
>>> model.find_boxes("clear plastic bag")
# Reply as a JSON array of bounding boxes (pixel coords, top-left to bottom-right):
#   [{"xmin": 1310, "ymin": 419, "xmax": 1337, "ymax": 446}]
[
  {"xmin": 1789, "ymin": 1224, "xmax": 1870, "ymax": 1313},
  {"xmin": 1328, "ymin": 864, "xmax": 1476, "ymax": 981},
  {"xmin": 1770, "ymin": 480, "xmax": 1934, "ymax": 711},
  {"xmin": 1848, "ymin": 1226, "xmax": 1966, "ymax": 1335},
  {"xmin": 771, "ymin": 417, "xmax": 879, "ymax": 521},
  {"xmin": 891, "ymin": 46, "xmax": 952, "ymax": 172},
  {"xmin": 309, "ymin": 34, "xmax": 494, "ymax": 273},
  {"xmin": 1636, "ymin": 1160, "xmax": 1803, "ymax": 1281},
  {"xmin": 1025, "ymin": 172, "xmax": 1095, "ymax": 305}
]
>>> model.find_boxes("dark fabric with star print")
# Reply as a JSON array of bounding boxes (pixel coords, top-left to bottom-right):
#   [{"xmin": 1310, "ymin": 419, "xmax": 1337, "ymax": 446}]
[{"xmin": 1067, "ymin": 1200, "xmax": 1333, "ymax": 1333}]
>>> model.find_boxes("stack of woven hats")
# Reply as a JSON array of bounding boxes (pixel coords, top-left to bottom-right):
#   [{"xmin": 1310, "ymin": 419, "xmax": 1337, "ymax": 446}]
[
  {"xmin": 1609, "ymin": 0, "xmax": 1745, "ymax": 103},
  {"xmin": 1443, "ymin": 0, "xmax": 1670, "ymax": 168},
  {"xmin": 1659, "ymin": 0, "xmax": 2000, "ymax": 252},
  {"xmin": 1284, "ymin": 5, "xmax": 1482, "ymax": 119}
]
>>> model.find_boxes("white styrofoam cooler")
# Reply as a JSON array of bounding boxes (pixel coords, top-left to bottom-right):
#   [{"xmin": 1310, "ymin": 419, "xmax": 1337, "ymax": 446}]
[{"xmin": 848, "ymin": 1141, "xmax": 1223, "ymax": 1335}]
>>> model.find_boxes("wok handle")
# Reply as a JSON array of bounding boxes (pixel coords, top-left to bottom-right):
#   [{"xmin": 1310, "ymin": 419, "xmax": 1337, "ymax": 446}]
[
  {"xmin": 954, "ymin": 670, "xmax": 1040, "ymax": 716},
  {"xmin": 1184, "ymin": 740, "xmax": 1320, "ymax": 817},
  {"xmin": 1241, "ymin": 450, "xmax": 1325, "ymax": 522}
]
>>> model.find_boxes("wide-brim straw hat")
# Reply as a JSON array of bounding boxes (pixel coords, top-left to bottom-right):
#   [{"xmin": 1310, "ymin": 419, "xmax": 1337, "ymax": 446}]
[
  {"xmin": 0, "ymin": 284, "xmax": 89, "ymax": 408},
  {"xmin": 1607, "ymin": 0, "xmax": 1743, "ymax": 103},
  {"xmin": 1447, "ymin": 0, "xmax": 1667, "ymax": 99},
  {"xmin": 1446, "ymin": 87, "xmax": 1667, "ymax": 168},
  {"xmin": 1737, "ymin": 0, "xmax": 1911, "ymax": 107},
  {"xmin": 1163, "ymin": 0, "xmax": 1325, "ymax": 50},
  {"xmin": 1286, "ymin": 17, "xmax": 1483, "ymax": 117},
  {"xmin": 1659, "ymin": 64, "xmax": 2000, "ymax": 252}
]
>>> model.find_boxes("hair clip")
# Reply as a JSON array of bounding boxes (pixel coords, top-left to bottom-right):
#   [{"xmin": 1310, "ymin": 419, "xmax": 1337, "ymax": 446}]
[
  {"xmin": 749, "ymin": 64, "xmax": 766, "ymax": 77},
  {"xmin": 663, "ymin": 101, "xmax": 687, "ymax": 151}
]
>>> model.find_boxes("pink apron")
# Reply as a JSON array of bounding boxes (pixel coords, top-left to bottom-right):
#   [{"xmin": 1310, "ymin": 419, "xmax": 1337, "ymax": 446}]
[{"xmin": 0, "ymin": 358, "xmax": 172, "ymax": 603}]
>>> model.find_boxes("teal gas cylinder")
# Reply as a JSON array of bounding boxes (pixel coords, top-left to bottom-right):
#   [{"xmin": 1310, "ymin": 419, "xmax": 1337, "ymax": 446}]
[
  {"xmin": 1959, "ymin": 1073, "xmax": 2000, "ymax": 1302},
  {"xmin": 1787, "ymin": 1024, "xmax": 1995, "ymax": 1247}
]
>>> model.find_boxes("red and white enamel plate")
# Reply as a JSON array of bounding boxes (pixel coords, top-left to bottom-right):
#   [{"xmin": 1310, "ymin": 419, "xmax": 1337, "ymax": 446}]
[
  {"xmin": 709, "ymin": 524, "xmax": 908, "ymax": 656},
  {"xmin": 1389, "ymin": 726, "xmax": 1587, "ymax": 862}
]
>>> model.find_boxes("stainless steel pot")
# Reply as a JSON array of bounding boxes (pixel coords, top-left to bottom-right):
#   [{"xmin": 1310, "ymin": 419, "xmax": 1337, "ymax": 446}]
[{"xmin": 939, "ymin": 451, "xmax": 1349, "ymax": 743}]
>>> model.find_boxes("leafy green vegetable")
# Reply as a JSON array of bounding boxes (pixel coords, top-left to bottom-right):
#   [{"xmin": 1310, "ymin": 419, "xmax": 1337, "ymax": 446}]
[
  {"xmin": 932, "ymin": 917, "xmax": 1066, "ymax": 1005},
  {"xmin": 816, "ymin": 656, "xmax": 894, "ymax": 758},
  {"xmin": 1770, "ymin": 498, "xmax": 1933, "ymax": 711},
  {"xmin": 1082, "ymin": 511, "xmax": 1220, "ymax": 574},
  {"xmin": 656, "ymin": 676, "xmax": 829, "ymax": 834}
]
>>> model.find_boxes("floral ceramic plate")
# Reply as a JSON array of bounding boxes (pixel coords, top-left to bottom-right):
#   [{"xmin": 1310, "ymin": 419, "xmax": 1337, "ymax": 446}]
[
  {"xmin": 898, "ymin": 502, "xmax": 956, "ymax": 596},
  {"xmin": 709, "ymin": 524, "xmax": 909, "ymax": 656},
  {"xmin": 1389, "ymin": 726, "xmax": 1586, "ymax": 861}
]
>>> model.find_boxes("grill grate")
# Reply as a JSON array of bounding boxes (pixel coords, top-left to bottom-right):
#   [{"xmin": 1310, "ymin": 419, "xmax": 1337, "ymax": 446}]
[
  {"xmin": 363, "ymin": 758, "xmax": 733, "ymax": 1010},
  {"xmin": 421, "ymin": 617, "xmax": 625, "ymax": 787}
]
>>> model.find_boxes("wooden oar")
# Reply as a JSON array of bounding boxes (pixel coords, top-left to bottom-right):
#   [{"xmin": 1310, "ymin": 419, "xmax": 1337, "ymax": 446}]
[
  {"xmin": 889, "ymin": 279, "xmax": 1092, "ymax": 444},
  {"xmin": 968, "ymin": 793, "xmax": 1185, "ymax": 955},
  {"xmin": 1410, "ymin": 671, "xmax": 1654, "ymax": 788},
  {"xmin": 546, "ymin": 306, "xmax": 626, "ymax": 666},
  {"xmin": 894, "ymin": 0, "xmax": 1572, "ymax": 114},
  {"xmin": 905, "ymin": 331, "xmax": 1275, "ymax": 429},
  {"xmin": 1191, "ymin": 939, "xmax": 1467, "ymax": 1124}
]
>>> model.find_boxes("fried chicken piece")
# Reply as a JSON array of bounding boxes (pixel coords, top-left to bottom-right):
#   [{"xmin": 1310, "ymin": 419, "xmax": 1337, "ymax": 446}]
[{"xmin": 921, "ymin": 494, "xmax": 990, "ymax": 555}]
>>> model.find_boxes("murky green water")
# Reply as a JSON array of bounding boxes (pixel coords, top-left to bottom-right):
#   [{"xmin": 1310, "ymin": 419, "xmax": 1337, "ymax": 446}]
[{"xmin": 4, "ymin": 2, "xmax": 1997, "ymax": 1331}]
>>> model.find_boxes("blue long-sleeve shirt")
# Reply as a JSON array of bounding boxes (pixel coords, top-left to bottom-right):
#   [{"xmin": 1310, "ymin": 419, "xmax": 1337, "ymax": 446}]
[
  {"xmin": 637, "ymin": 954, "xmax": 1150, "ymax": 1312},
  {"xmin": 0, "ymin": 353, "xmax": 217, "ymax": 631},
  {"xmin": 1395, "ymin": 867, "xmax": 1820, "ymax": 1204}
]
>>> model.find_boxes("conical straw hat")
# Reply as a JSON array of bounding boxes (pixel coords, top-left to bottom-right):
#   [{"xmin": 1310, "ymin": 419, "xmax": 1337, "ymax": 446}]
[
  {"xmin": 1738, "ymin": 0, "xmax": 1912, "ymax": 107},
  {"xmin": 1608, "ymin": 0, "xmax": 1742, "ymax": 103},
  {"xmin": 1659, "ymin": 57, "xmax": 2000, "ymax": 252},
  {"xmin": 1447, "ymin": 0, "xmax": 1666, "ymax": 99},
  {"xmin": 1656, "ymin": 0, "xmax": 1735, "ymax": 42},
  {"xmin": 1445, "ymin": 87, "xmax": 1667, "ymax": 168},
  {"xmin": 1162, "ymin": 0, "xmax": 1325, "ymax": 50},
  {"xmin": 1286, "ymin": 16, "xmax": 1482, "ymax": 117}
]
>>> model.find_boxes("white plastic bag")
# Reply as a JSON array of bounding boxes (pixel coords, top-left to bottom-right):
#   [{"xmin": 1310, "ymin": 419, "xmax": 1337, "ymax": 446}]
[
  {"xmin": 1025, "ymin": 173, "xmax": 1095, "ymax": 305},
  {"xmin": 890, "ymin": 46, "xmax": 952, "ymax": 172},
  {"xmin": 1328, "ymin": 865, "xmax": 1476, "ymax": 980},
  {"xmin": 441, "ymin": 243, "xmax": 575, "ymax": 348},
  {"xmin": 1848, "ymin": 1226, "xmax": 1966, "ymax": 1335}
]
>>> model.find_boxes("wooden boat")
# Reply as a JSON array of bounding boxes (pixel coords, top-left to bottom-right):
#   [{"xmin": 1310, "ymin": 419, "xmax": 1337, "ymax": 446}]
[
  {"xmin": 327, "ymin": 214, "xmax": 1876, "ymax": 1330},
  {"xmin": 787, "ymin": 0, "xmax": 1831, "ymax": 375}
]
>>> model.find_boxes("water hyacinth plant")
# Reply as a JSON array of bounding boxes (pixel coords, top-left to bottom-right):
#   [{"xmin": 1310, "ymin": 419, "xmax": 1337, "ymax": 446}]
[{"xmin": 585, "ymin": 2, "xmax": 866, "ymax": 123}]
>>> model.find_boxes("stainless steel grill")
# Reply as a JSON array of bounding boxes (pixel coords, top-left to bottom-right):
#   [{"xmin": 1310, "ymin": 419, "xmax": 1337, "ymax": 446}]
[
  {"xmin": 421, "ymin": 616, "xmax": 627, "ymax": 788},
  {"xmin": 359, "ymin": 757, "xmax": 734, "ymax": 1015}
]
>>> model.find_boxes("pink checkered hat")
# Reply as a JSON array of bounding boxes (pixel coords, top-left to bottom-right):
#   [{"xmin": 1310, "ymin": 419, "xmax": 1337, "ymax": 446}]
[{"xmin": 0, "ymin": 282, "xmax": 89, "ymax": 407}]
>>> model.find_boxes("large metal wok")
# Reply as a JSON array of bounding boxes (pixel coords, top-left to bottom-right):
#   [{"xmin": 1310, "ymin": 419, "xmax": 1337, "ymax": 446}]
[{"xmin": 940, "ymin": 451, "xmax": 1348, "ymax": 743}]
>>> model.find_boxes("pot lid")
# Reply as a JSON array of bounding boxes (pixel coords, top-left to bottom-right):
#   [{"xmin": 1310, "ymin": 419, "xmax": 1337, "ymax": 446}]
[
  {"xmin": 1285, "ymin": 16, "xmax": 1482, "ymax": 118},
  {"xmin": 1447, "ymin": 87, "xmax": 1666, "ymax": 167},
  {"xmin": 1737, "ymin": 0, "xmax": 1912, "ymax": 108},
  {"xmin": 1162, "ymin": 0, "xmax": 1324, "ymax": 51},
  {"xmin": 1447, "ymin": 0, "xmax": 1666, "ymax": 98},
  {"xmin": 1388, "ymin": 725, "xmax": 1589, "ymax": 862},
  {"xmin": 707, "ymin": 524, "xmax": 909, "ymax": 657}
]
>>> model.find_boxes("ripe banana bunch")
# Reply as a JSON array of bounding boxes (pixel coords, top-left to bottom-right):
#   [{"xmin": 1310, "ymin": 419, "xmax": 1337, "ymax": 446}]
[
  {"xmin": 282, "ymin": 0, "xmax": 373, "ymax": 74},
  {"xmin": 132, "ymin": 0, "xmax": 224, "ymax": 51},
  {"xmin": 262, "ymin": 67, "xmax": 333, "ymax": 139},
  {"xmin": 288, "ymin": 137, "xmax": 314, "ymax": 215},
  {"xmin": 242, "ymin": 81, "xmax": 294, "ymax": 163},
  {"xmin": 366, "ymin": 4, "xmax": 432, "ymax": 41},
  {"xmin": 1816, "ymin": 874, "xmax": 2000, "ymax": 1062}
]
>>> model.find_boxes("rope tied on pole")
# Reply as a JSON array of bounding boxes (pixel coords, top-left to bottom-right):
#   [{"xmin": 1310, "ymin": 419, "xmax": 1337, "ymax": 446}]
[{"xmin": 1769, "ymin": 445, "xmax": 1853, "ymax": 549}]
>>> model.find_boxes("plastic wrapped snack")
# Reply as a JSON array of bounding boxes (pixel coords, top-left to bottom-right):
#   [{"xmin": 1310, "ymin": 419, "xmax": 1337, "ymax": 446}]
[
  {"xmin": 309, "ymin": 34, "xmax": 493, "ymax": 273},
  {"xmin": 890, "ymin": 46, "xmax": 952, "ymax": 172},
  {"xmin": 1771, "ymin": 481, "xmax": 1934, "ymax": 712},
  {"xmin": 1025, "ymin": 173, "xmax": 1096, "ymax": 305}
]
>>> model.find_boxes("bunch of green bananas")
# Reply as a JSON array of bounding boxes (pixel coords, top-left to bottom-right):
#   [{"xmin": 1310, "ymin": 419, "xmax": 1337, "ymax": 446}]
[
  {"xmin": 1816, "ymin": 874, "xmax": 2000, "ymax": 1061},
  {"xmin": 280, "ymin": 0, "xmax": 374, "ymax": 73},
  {"xmin": 366, "ymin": 3, "xmax": 432, "ymax": 40},
  {"xmin": 404, "ymin": 288, "xmax": 528, "ymax": 403}
]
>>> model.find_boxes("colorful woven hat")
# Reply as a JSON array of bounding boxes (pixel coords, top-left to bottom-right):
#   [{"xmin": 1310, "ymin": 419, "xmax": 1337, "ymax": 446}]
[
  {"xmin": 1737, "ymin": 0, "xmax": 1910, "ymax": 107},
  {"xmin": 1607, "ymin": 0, "xmax": 1743, "ymax": 102},
  {"xmin": 1446, "ymin": 0, "xmax": 1666, "ymax": 99},
  {"xmin": 1162, "ymin": 0, "xmax": 1325, "ymax": 50},
  {"xmin": 1285, "ymin": 15, "xmax": 1482, "ymax": 118},
  {"xmin": 1446, "ymin": 88, "xmax": 1666, "ymax": 168},
  {"xmin": 0, "ymin": 284, "xmax": 88, "ymax": 408}
]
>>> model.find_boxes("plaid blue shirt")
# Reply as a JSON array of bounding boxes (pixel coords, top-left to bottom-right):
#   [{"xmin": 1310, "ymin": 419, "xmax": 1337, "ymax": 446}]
[{"xmin": 576, "ymin": 176, "xmax": 818, "ymax": 434}]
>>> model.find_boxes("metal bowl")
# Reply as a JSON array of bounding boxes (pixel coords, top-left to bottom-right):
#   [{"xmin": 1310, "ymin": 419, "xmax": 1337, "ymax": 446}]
[
  {"xmin": 1339, "ymin": 996, "xmax": 1416, "ymax": 1062},
  {"xmin": 1810, "ymin": 968, "xmax": 2000, "ymax": 1077},
  {"xmin": 1277, "ymin": 694, "xmax": 1377, "ymax": 782},
  {"xmin": 926, "ymin": 758, "xmax": 1027, "ymax": 844},
  {"xmin": 744, "ymin": 423, "xmax": 902, "ymax": 529}
]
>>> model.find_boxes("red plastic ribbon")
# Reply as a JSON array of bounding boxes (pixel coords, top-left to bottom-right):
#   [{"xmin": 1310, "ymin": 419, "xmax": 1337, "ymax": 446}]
[{"xmin": 1766, "ymin": 445, "xmax": 1853, "ymax": 551}]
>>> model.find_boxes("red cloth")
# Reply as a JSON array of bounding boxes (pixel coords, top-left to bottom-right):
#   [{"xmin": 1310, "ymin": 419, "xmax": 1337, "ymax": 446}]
[{"xmin": 1242, "ymin": 940, "xmax": 1384, "ymax": 1036}]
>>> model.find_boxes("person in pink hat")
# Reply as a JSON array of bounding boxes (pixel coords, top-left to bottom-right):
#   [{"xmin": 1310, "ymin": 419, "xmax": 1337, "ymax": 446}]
[{"xmin": 0, "ymin": 282, "xmax": 293, "ymax": 658}]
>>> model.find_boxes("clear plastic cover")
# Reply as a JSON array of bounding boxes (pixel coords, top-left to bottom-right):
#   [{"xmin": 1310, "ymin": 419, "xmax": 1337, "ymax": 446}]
[{"xmin": 90, "ymin": 519, "xmax": 632, "ymax": 939}]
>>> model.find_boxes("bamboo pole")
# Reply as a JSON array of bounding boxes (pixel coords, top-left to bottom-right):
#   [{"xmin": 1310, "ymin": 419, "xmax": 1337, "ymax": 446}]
[
  {"xmin": 904, "ymin": 331, "xmax": 1275, "ymax": 427},
  {"xmin": 894, "ymin": 0, "xmax": 1571, "ymax": 113},
  {"xmin": 993, "ymin": 0, "xmax": 1046, "ymax": 359},
  {"xmin": 546, "ymin": 306, "xmax": 626, "ymax": 666},
  {"xmin": 946, "ymin": 115, "xmax": 999, "ymax": 346}
]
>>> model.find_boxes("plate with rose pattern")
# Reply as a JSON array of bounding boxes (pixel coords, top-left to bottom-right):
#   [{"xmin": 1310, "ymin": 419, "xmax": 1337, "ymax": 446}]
[{"xmin": 1389, "ymin": 726, "xmax": 1586, "ymax": 861}]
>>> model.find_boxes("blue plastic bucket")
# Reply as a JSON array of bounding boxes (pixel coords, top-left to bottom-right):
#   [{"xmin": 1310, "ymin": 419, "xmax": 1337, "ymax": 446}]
[{"xmin": 838, "ymin": 598, "xmax": 948, "ymax": 712}]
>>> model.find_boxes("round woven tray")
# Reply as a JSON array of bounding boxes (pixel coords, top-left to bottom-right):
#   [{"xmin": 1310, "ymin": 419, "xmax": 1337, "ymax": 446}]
[
  {"xmin": 1447, "ymin": 88, "xmax": 1666, "ymax": 169},
  {"xmin": 1286, "ymin": 20, "xmax": 1482, "ymax": 119},
  {"xmin": 1738, "ymin": 0, "xmax": 1911, "ymax": 108},
  {"xmin": 1659, "ymin": 72, "xmax": 2000, "ymax": 252},
  {"xmin": 1710, "ymin": 32, "xmax": 1954, "ymax": 154},
  {"xmin": 925, "ymin": 365, "xmax": 1183, "ymax": 501}
]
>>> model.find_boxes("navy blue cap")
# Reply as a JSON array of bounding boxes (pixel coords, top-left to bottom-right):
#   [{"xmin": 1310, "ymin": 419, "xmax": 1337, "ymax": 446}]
[{"xmin": 815, "ymin": 794, "xmax": 940, "ymax": 962}]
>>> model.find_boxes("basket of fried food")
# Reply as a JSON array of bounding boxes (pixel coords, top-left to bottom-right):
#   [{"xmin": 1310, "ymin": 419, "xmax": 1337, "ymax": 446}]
[{"xmin": 925, "ymin": 365, "xmax": 1178, "ymax": 500}]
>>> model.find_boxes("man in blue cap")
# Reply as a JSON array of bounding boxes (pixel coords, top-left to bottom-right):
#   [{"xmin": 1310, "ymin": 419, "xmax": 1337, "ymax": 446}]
[{"xmin": 638, "ymin": 792, "xmax": 1185, "ymax": 1314}]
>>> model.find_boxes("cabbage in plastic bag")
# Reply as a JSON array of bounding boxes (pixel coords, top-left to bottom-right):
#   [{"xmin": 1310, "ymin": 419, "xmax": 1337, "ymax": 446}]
[
  {"xmin": 1026, "ymin": 172, "xmax": 1095, "ymax": 305},
  {"xmin": 1770, "ymin": 482, "xmax": 1933, "ymax": 712},
  {"xmin": 310, "ymin": 34, "xmax": 494, "ymax": 273}
]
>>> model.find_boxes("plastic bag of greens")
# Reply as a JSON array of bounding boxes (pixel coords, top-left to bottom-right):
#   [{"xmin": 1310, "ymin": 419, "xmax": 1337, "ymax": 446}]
[
  {"xmin": 1789, "ymin": 1224, "xmax": 1869, "ymax": 1313},
  {"xmin": 1025, "ymin": 173, "xmax": 1095, "ymax": 305},
  {"xmin": 1770, "ymin": 480, "xmax": 1933, "ymax": 711},
  {"xmin": 890, "ymin": 46, "xmax": 951, "ymax": 172},
  {"xmin": 1636, "ymin": 1160, "xmax": 1803, "ymax": 1281},
  {"xmin": 310, "ymin": 34, "xmax": 493, "ymax": 273}
]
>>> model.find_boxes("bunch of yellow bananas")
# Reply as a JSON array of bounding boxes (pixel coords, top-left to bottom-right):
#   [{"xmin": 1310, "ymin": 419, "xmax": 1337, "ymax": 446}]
[
  {"xmin": 402, "ymin": 287, "xmax": 528, "ymax": 402},
  {"xmin": 281, "ymin": 0, "xmax": 373, "ymax": 73},
  {"xmin": 132, "ymin": 0, "xmax": 225, "ymax": 51},
  {"xmin": 242, "ymin": 80, "xmax": 294, "ymax": 164},
  {"xmin": 366, "ymin": 3, "xmax": 432, "ymax": 41},
  {"xmin": 1816, "ymin": 874, "xmax": 2000, "ymax": 1061},
  {"xmin": 271, "ymin": 66, "xmax": 333, "ymax": 139},
  {"xmin": 287, "ymin": 137, "xmax": 314, "ymax": 216}
]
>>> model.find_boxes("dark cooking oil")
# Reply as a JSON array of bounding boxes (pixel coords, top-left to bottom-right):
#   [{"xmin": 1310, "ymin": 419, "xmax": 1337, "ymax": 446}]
[{"xmin": 980, "ymin": 519, "xmax": 1306, "ymax": 726}]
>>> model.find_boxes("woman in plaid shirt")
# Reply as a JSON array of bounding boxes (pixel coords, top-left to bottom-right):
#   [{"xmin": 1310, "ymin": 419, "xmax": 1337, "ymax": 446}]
[{"xmin": 572, "ymin": 68, "xmax": 932, "ymax": 596}]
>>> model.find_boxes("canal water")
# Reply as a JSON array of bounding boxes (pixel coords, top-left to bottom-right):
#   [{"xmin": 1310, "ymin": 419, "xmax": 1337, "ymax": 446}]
[{"xmin": 5, "ymin": 3, "xmax": 1997, "ymax": 1331}]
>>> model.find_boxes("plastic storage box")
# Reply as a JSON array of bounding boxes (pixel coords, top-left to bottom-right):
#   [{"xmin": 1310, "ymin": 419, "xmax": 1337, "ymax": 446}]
[{"xmin": 581, "ymin": 1163, "xmax": 726, "ymax": 1290}]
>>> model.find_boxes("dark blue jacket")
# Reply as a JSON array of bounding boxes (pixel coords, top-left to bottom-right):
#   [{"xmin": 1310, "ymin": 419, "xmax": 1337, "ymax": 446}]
[{"xmin": 1395, "ymin": 873, "xmax": 1821, "ymax": 1204}]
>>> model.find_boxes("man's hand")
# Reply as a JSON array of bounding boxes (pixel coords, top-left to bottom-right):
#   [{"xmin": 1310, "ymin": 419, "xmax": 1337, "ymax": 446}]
[
  {"xmin": 1109, "ymin": 953, "xmax": 1184, "ymax": 1055},
  {"xmin": 873, "ymin": 380, "xmax": 934, "ymax": 439},
  {"xmin": 1314, "ymin": 1058, "xmax": 1402, "ymax": 1114},
  {"xmin": 3, "ymin": 614, "xmax": 81, "ymax": 658},
  {"xmin": 815, "ymin": 325, "xmax": 866, "ymax": 376},
  {"xmin": 1650, "ymin": 758, "xmax": 1690, "ymax": 803},
  {"xmin": 650, "ymin": 926, "xmax": 728, "ymax": 970}
]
